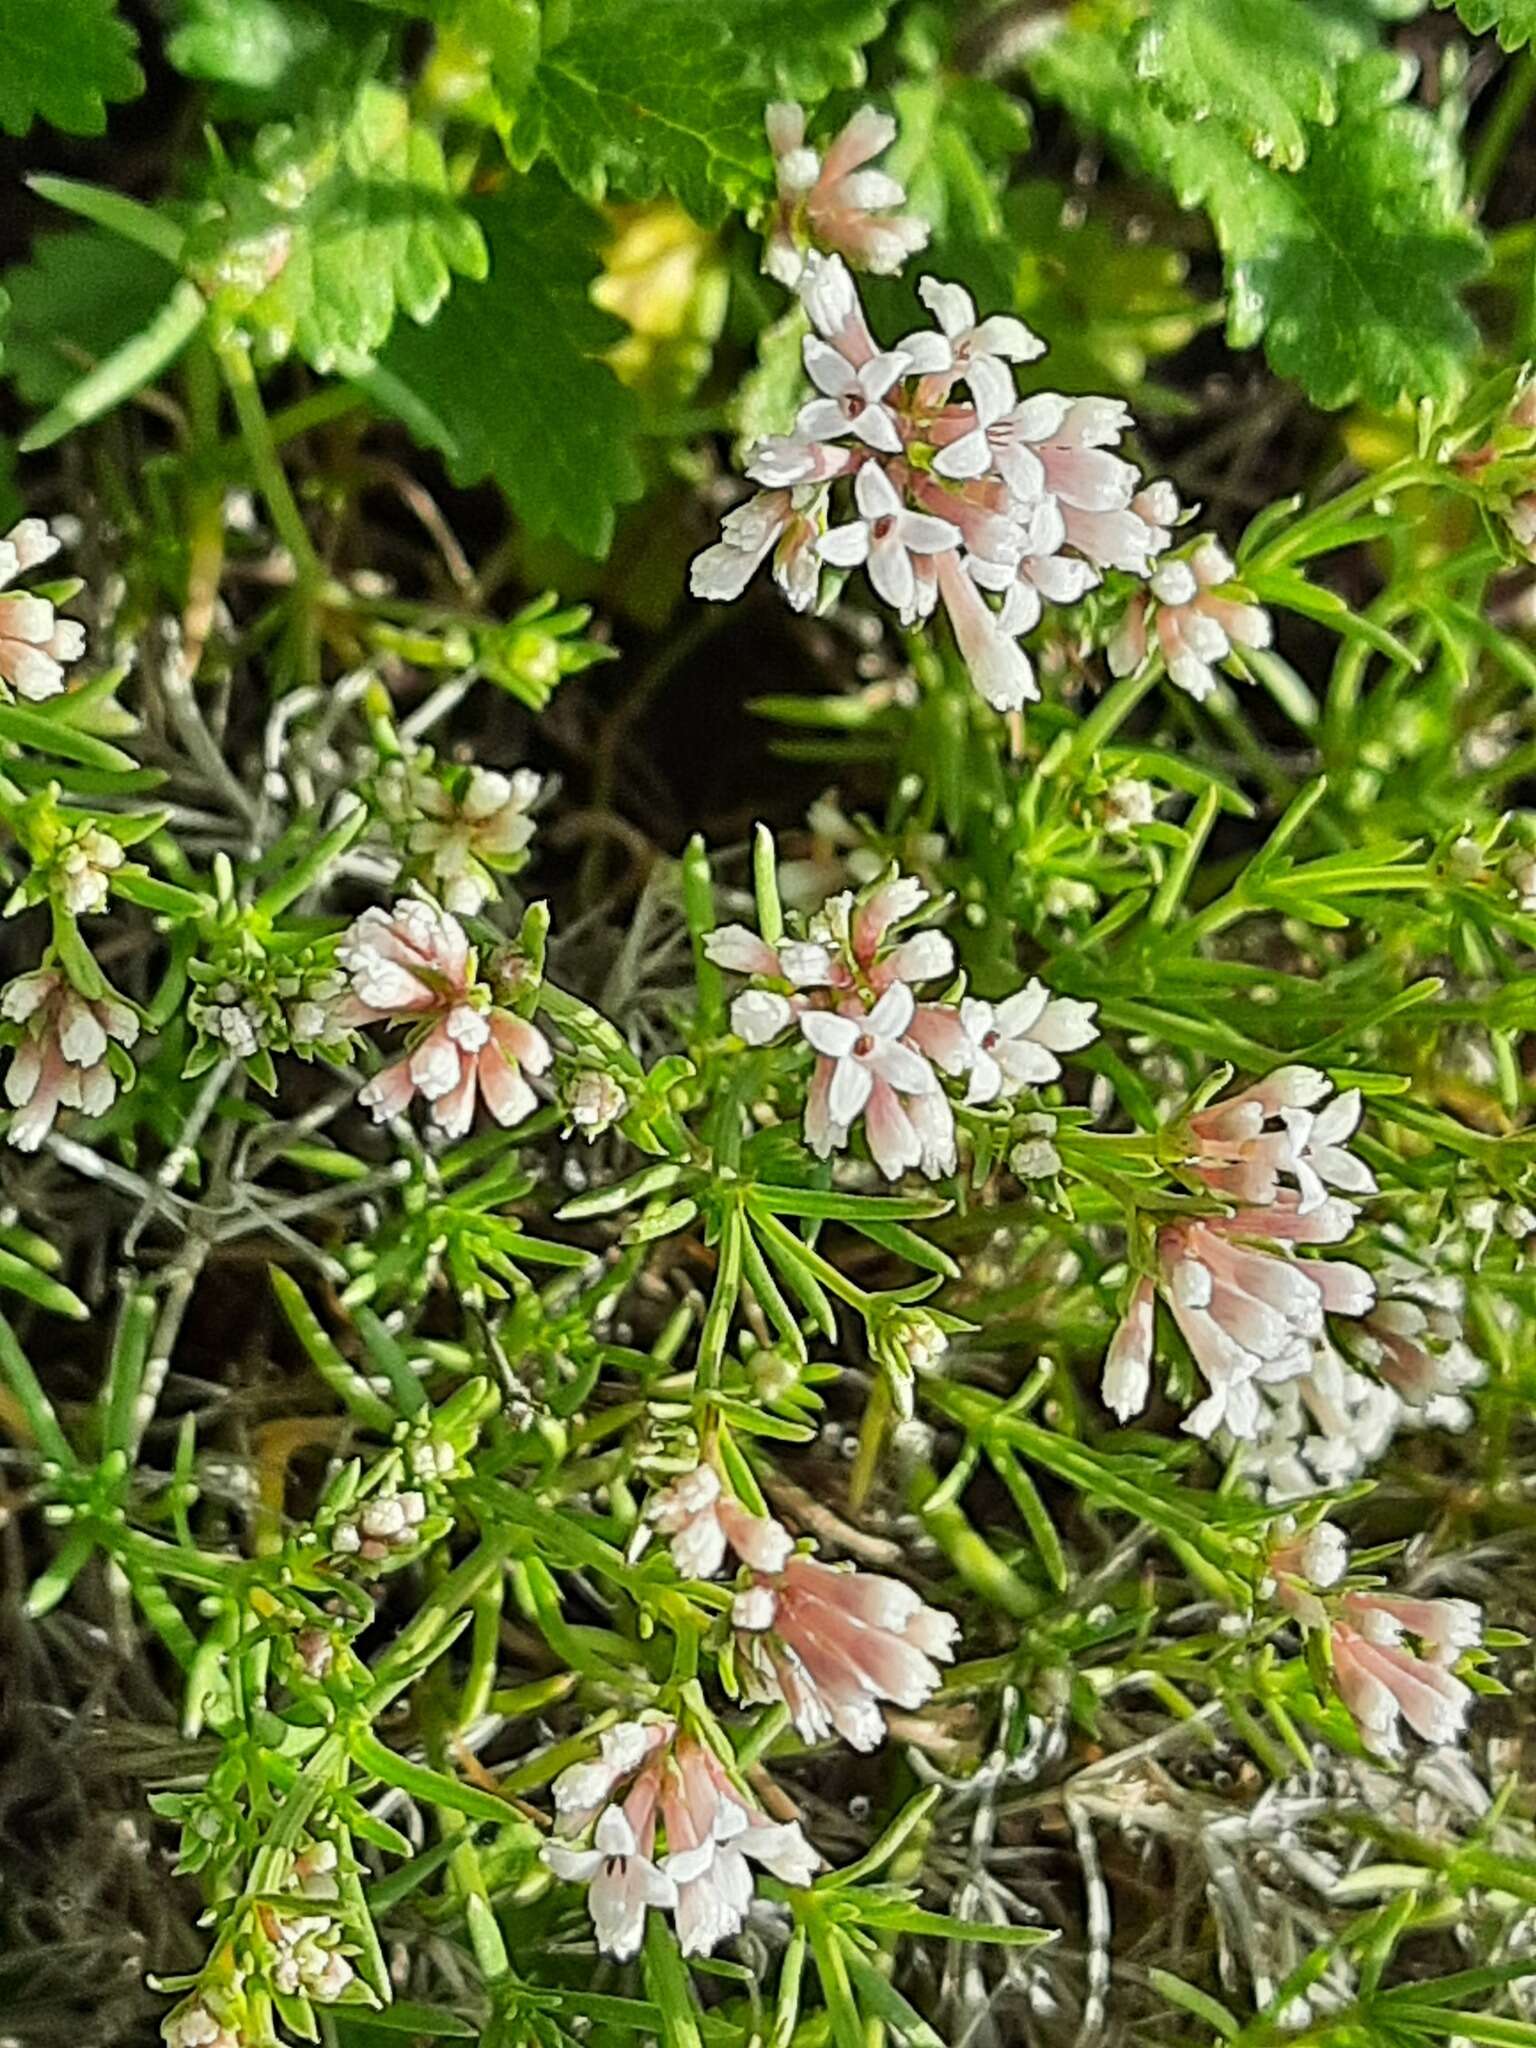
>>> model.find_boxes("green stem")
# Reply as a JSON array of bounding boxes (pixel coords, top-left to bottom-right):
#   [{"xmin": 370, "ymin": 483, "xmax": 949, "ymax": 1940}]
[
  {"xmin": 1469, "ymin": 49, "xmax": 1536, "ymax": 205},
  {"xmin": 218, "ymin": 342, "xmax": 322, "ymax": 589}
]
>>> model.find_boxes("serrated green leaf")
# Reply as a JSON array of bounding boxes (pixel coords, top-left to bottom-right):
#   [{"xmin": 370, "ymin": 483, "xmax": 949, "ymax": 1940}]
[
  {"xmin": 1131, "ymin": 0, "xmax": 1375, "ymax": 169},
  {"xmin": 1435, "ymin": 0, "xmax": 1536, "ymax": 47},
  {"xmin": 1, "ymin": 231, "xmax": 181, "ymax": 409},
  {"xmin": 379, "ymin": 169, "xmax": 644, "ymax": 555},
  {"xmin": 1200, "ymin": 101, "xmax": 1486, "ymax": 408},
  {"xmin": 488, "ymin": 0, "xmax": 890, "ymax": 225},
  {"xmin": 188, "ymin": 80, "xmax": 487, "ymax": 372},
  {"xmin": 0, "ymin": 0, "xmax": 143, "ymax": 138},
  {"xmin": 1029, "ymin": 27, "xmax": 1486, "ymax": 410}
]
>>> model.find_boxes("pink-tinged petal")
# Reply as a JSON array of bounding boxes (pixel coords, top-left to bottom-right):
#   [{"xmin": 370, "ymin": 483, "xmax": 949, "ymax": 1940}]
[
  {"xmin": 803, "ymin": 335, "xmax": 856, "ymax": 397},
  {"xmin": 798, "ymin": 397, "xmax": 856, "ymax": 444},
  {"xmin": 478, "ymin": 1044, "xmax": 538, "ymax": 1127},
  {"xmin": 866, "ymin": 980, "xmax": 915, "ymax": 1038},
  {"xmin": 970, "ymin": 314, "xmax": 1043, "ymax": 362},
  {"xmin": 858, "ymin": 350, "xmax": 913, "ymax": 402},
  {"xmin": 850, "ymin": 406, "xmax": 904, "ymax": 455},
  {"xmin": 898, "ymin": 509, "xmax": 963, "ymax": 553},
  {"xmin": 358, "ymin": 1058, "xmax": 417, "ymax": 1123},
  {"xmin": 907, "ymin": 1088, "xmax": 956, "ymax": 1176},
  {"xmin": 867, "ymin": 531, "xmax": 916, "ymax": 614},
  {"xmin": 917, "ymin": 276, "xmax": 975, "ymax": 337},
  {"xmin": 820, "ymin": 105, "xmax": 896, "ymax": 182},
  {"xmin": 862, "ymin": 1078, "xmax": 920, "ymax": 1179},
  {"xmin": 932, "ymin": 429, "xmax": 992, "ymax": 481},
  {"xmin": 964, "ymin": 353, "xmax": 1016, "ymax": 421},
  {"xmin": 765, "ymin": 101, "xmax": 806, "ymax": 159},
  {"xmin": 854, "ymin": 460, "xmax": 902, "ymax": 520},
  {"xmin": 803, "ymin": 1058, "xmax": 839, "ymax": 1159},
  {"xmin": 430, "ymin": 1062, "xmax": 480, "ymax": 1138},
  {"xmin": 828, "ymin": 1051, "xmax": 874, "ymax": 1126},
  {"xmin": 704, "ymin": 925, "xmax": 782, "ymax": 975},
  {"xmin": 491, "ymin": 1012, "xmax": 552, "ymax": 1074},
  {"xmin": 800, "ymin": 1009, "xmax": 859, "ymax": 1058},
  {"xmin": 1103, "ymin": 1276, "xmax": 1156, "ymax": 1420},
  {"xmin": 868, "ymin": 1037, "xmax": 934, "ymax": 1095},
  {"xmin": 894, "ymin": 329, "xmax": 953, "ymax": 376},
  {"xmin": 818, "ymin": 521, "xmax": 871, "ymax": 569},
  {"xmin": 798, "ymin": 252, "xmax": 877, "ymax": 366}
]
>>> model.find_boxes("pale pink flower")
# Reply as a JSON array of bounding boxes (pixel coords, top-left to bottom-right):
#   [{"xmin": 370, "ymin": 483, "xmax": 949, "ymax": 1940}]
[
  {"xmin": 733, "ymin": 1554, "xmax": 958, "ymax": 1751},
  {"xmin": 647, "ymin": 1465, "xmax": 794, "ymax": 1579},
  {"xmin": 949, "ymin": 982, "xmax": 1098, "ymax": 1104},
  {"xmin": 408, "ymin": 765, "xmax": 541, "ymax": 915},
  {"xmin": 337, "ymin": 899, "xmax": 551, "ymax": 1138},
  {"xmin": 800, "ymin": 983, "xmax": 944, "ymax": 1179},
  {"xmin": 1268, "ymin": 1517, "xmax": 1350, "ymax": 1629},
  {"xmin": 799, "ymin": 251, "xmax": 879, "ymax": 368},
  {"xmin": 1332, "ymin": 1599, "xmax": 1476, "ymax": 1755},
  {"xmin": 1185, "ymin": 1066, "xmax": 1377, "ymax": 1216},
  {"xmin": 689, "ymin": 486, "xmax": 826, "ymax": 611},
  {"xmin": 0, "ymin": 519, "xmax": 85, "ymax": 702},
  {"xmin": 900, "ymin": 278, "xmax": 1044, "ymax": 420},
  {"xmin": 934, "ymin": 547, "xmax": 1037, "ymax": 711},
  {"xmin": 1107, "ymin": 1207, "xmax": 1375, "ymax": 1439},
  {"xmin": 798, "ymin": 335, "xmax": 912, "ymax": 455},
  {"xmin": 657, "ymin": 1734, "xmax": 819, "ymax": 1956},
  {"xmin": 1109, "ymin": 538, "xmax": 1272, "ymax": 701},
  {"xmin": 1, "ymin": 968, "xmax": 138, "ymax": 1151},
  {"xmin": 544, "ymin": 1719, "xmax": 816, "ymax": 1958},
  {"xmin": 1101, "ymin": 1275, "xmax": 1155, "ymax": 1423},
  {"xmin": 764, "ymin": 103, "xmax": 929, "ymax": 286},
  {"xmin": 817, "ymin": 462, "xmax": 960, "ymax": 619}
]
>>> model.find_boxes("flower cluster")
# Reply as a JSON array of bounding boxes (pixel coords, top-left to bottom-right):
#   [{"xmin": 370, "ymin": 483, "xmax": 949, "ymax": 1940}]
[
  {"xmin": 647, "ymin": 1464, "xmax": 959, "ymax": 1753},
  {"xmin": 335, "ymin": 897, "xmax": 551, "ymax": 1138},
  {"xmin": 376, "ymin": 756, "xmax": 542, "ymax": 915},
  {"xmin": 1103, "ymin": 1068, "xmax": 1383, "ymax": 1438},
  {"xmin": 762, "ymin": 102, "xmax": 929, "ymax": 287},
  {"xmin": 692, "ymin": 250, "xmax": 1183, "ymax": 711},
  {"xmin": 542, "ymin": 1718, "xmax": 817, "ymax": 1959},
  {"xmin": 1, "ymin": 967, "xmax": 139, "ymax": 1151},
  {"xmin": 186, "ymin": 945, "xmax": 351, "ymax": 1072},
  {"xmin": 1108, "ymin": 537, "xmax": 1272, "ymax": 702},
  {"xmin": 706, "ymin": 870, "xmax": 1095, "ymax": 1180},
  {"xmin": 1270, "ymin": 1522, "xmax": 1482, "ymax": 1755},
  {"xmin": 0, "ymin": 518, "xmax": 85, "ymax": 702}
]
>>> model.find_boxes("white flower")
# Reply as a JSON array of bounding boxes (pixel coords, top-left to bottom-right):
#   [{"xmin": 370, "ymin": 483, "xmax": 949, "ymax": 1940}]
[
  {"xmin": 797, "ymin": 337, "xmax": 913, "ymax": 454},
  {"xmin": 0, "ymin": 519, "xmax": 85, "ymax": 702},
  {"xmin": 954, "ymin": 982, "xmax": 1098, "ymax": 1104},
  {"xmin": 900, "ymin": 276, "xmax": 1044, "ymax": 418},
  {"xmin": 799, "ymin": 983, "xmax": 935, "ymax": 1133},
  {"xmin": 817, "ymin": 463, "xmax": 960, "ymax": 619}
]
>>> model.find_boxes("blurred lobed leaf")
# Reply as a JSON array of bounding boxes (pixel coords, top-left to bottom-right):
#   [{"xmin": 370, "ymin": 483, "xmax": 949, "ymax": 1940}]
[
  {"xmin": 378, "ymin": 169, "xmax": 645, "ymax": 556},
  {"xmin": 0, "ymin": 0, "xmax": 143, "ymax": 138},
  {"xmin": 165, "ymin": 0, "xmax": 384, "ymax": 118},
  {"xmin": 186, "ymin": 79, "xmax": 487, "ymax": 373},
  {"xmin": 474, "ymin": 0, "xmax": 890, "ymax": 225},
  {"xmin": 1028, "ymin": 20, "xmax": 1487, "ymax": 409},
  {"xmin": 1130, "ymin": 0, "xmax": 1380, "ymax": 169},
  {"xmin": 0, "ymin": 232, "xmax": 181, "ymax": 410},
  {"xmin": 1434, "ymin": 0, "xmax": 1536, "ymax": 44}
]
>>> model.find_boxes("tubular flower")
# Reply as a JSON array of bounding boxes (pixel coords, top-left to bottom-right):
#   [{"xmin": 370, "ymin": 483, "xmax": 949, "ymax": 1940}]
[
  {"xmin": 1102, "ymin": 1198, "xmax": 1375, "ymax": 1441},
  {"xmin": 1, "ymin": 968, "xmax": 139, "ymax": 1151},
  {"xmin": 1332, "ymin": 1588, "xmax": 1480, "ymax": 1756},
  {"xmin": 706, "ymin": 870, "xmax": 1093, "ymax": 1181},
  {"xmin": 690, "ymin": 252, "xmax": 1180, "ymax": 712},
  {"xmin": 1109, "ymin": 537, "xmax": 1272, "ymax": 701},
  {"xmin": 336, "ymin": 898, "xmax": 550, "ymax": 1138},
  {"xmin": 763, "ymin": 102, "xmax": 929, "ymax": 287},
  {"xmin": 402, "ymin": 764, "xmax": 542, "ymax": 914},
  {"xmin": 647, "ymin": 1464, "xmax": 794, "ymax": 1578},
  {"xmin": 543, "ymin": 1719, "xmax": 817, "ymax": 1959},
  {"xmin": 1184, "ymin": 1066, "xmax": 1378, "ymax": 1215},
  {"xmin": 0, "ymin": 518, "xmax": 86, "ymax": 702},
  {"xmin": 732, "ymin": 1554, "xmax": 959, "ymax": 1751}
]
